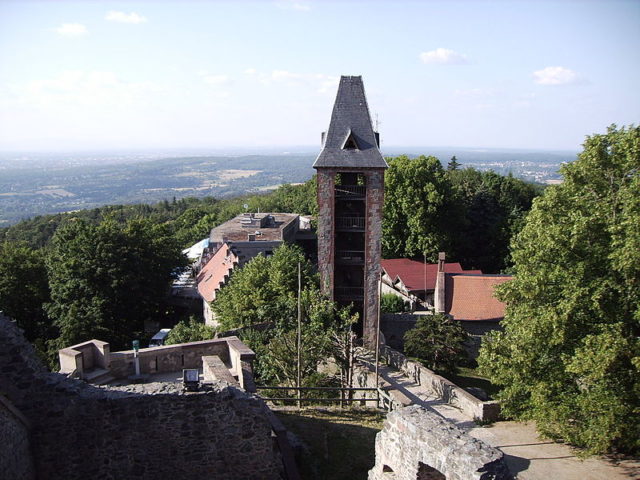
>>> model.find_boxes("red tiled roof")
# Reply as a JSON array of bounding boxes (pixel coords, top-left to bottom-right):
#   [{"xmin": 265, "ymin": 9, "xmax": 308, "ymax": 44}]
[
  {"xmin": 381, "ymin": 258, "xmax": 482, "ymax": 292},
  {"xmin": 196, "ymin": 244, "xmax": 238, "ymax": 303},
  {"xmin": 445, "ymin": 274, "xmax": 512, "ymax": 321}
]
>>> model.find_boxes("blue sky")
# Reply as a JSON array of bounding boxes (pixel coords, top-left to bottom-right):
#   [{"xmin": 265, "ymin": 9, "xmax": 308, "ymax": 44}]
[{"xmin": 0, "ymin": 0, "xmax": 638, "ymax": 152}]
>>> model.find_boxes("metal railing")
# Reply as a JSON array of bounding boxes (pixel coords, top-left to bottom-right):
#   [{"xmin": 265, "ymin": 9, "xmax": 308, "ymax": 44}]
[
  {"xmin": 255, "ymin": 385, "xmax": 396, "ymax": 411},
  {"xmin": 335, "ymin": 185, "xmax": 366, "ymax": 197},
  {"xmin": 334, "ymin": 286, "xmax": 364, "ymax": 299},
  {"xmin": 335, "ymin": 250, "xmax": 365, "ymax": 264},
  {"xmin": 335, "ymin": 216, "xmax": 366, "ymax": 230}
]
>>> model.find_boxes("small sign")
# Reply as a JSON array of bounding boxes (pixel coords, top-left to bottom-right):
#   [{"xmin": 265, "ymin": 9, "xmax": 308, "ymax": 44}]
[{"xmin": 132, "ymin": 340, "xmax": 140, "ymax": 352}]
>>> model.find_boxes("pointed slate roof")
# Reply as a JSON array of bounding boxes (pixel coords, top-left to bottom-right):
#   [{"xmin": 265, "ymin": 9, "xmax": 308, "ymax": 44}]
[{"xmin": 313, "ymin": 76, "xmax": 388, "ymax": 169}]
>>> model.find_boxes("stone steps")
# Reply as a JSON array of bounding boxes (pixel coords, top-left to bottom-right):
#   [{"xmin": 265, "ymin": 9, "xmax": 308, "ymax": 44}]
[{"xmin": 83, "ymin": 368, "xmax": 115, "ymax": 385}]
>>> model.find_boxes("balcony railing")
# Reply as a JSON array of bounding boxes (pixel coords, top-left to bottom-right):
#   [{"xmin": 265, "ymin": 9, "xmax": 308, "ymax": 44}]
[
  {"xmin": 335, "ymin": 250, "xmax": 365, "ymax": 264},
  {"xmin": 335, "ymin": 185, "xmax": 366, "ymax": 198},
  {"xmin": 335, "ymin": 216, "xmax": 366, "ymax": 230},
  {"xmin": 334, "ymin": 287, "xmax": 364, "ymax": 300}
]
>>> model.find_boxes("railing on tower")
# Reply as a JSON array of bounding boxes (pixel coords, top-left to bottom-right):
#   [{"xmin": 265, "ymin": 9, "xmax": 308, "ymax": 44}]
[
  {"xmin": 335, "ymin": 216, "xmax": 366, "ymax": 230},
  {"xmin": 335, "ymin": 185, "xmax": 366, "ymax": 198},
  {"xmin": 335, "ymin": 250, "xmax": 365, "ymax": 264},
  {"xmin": 334, "ymin": 286, "xmax": 365, "ymax": 300}
]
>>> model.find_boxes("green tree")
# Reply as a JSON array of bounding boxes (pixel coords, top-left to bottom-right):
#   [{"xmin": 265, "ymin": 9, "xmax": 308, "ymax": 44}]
[
  {"xmin": 404, "ymin": 314, "xmax": 468, "ymax": 374},
  {"xmin": 448, "ymin": 168, "xmax": 539, "ymax": 272},
  {"xmin": 447, "ymin": 155, "xmax": 461, "ymax": 171},
  {"xmin": 0, "ymin": 242, "xmax": 55, "ymax": 364},
  {"xmin": 383, "ymin": 155, "xmax": 458, "ymax": 260},
  {"xmin": 380, "ymin": 293, "xmax": 407, "ymax": 313},
  {"xmin": 478, "ymin": 125, "xmax": 640, "ymax": 454},
  {"xmin": 0, "ymin": 242, "xmax": 51, "ymax": 341},
  {"xmin": 45, "ymin": 217, "xmax": 187, "ymax": 350},
  {"xmin": 165, "ymin": 317, "xmax": 216, "ymax": 345},
  {"xmin": 212, "ymin": 243, "xmax": 315, "ymax": 330},
  {"xmin": 240, "ymin": 290, "xmax": 356, "ymax": 388}
]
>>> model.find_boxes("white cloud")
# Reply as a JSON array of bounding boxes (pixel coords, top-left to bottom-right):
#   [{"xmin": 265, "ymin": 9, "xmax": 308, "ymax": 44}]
[
  {"xmin": 258, "ymin": 70, "xmax": 338, "ymax": 94},
  {"xmin": 244, "ymin": 68, "xmax": 257, "ymax": 75},
  {"xmin": 202, "ymin": 74, "xmax": 230, "ymax": 86},
  {"xmin": 533, "ymin": 66, "xmax": 580, "ymax": 85},
  {"xmin": 105, "ymin": 11, "xmax": 148, "ymax": 24},
  {"xmin": 55, "ymin": 23, "xmax": 88, "ymax": 37},
  {"xmin": 275, "ymin": 1, "xmax": 311, "ymax": 11},
  {"xmin": 454, "ymin": 88, "xmax": 495, "ymax": 97},
  {"xmin": 419, "ymin": 48, "xmax": 468, "ymax": 65},
  {"xmin": 16, "ymin": 70, "xmax": 162, "ymax": 109}
]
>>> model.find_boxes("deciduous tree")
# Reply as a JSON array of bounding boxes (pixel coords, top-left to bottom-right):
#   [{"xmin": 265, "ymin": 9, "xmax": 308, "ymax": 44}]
[
  {"xmin": 404, "ymin": 314, "xmax": 468, "ymax": 374},
  {"xmin": 478, "ymin": 125, "xmax": 640, "ymax": 454},
  {"xmin": 45, "ymin": 217, "xmax": 187, "ymax": 350},
  {"xmin": 383, "ymin": 155, "xmax": 458, "ymax": 260}
]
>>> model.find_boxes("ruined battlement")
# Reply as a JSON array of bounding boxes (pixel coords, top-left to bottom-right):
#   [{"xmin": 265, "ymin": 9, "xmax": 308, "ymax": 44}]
[{"xmin": 0, "ymin": 316, "xmax": 281, "ymax": 480}]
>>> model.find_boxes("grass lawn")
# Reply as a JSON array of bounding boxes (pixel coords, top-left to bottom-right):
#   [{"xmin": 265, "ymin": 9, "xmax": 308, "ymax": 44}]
[{"xmin": 274, "ymin": 407, "xmax": 386, "ymax": 480}]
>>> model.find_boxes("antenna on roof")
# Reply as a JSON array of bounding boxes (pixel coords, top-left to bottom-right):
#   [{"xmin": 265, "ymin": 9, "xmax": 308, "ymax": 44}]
[{"xmin": 374, "ymin": 113, "xmax": 381, "ymax": 131}]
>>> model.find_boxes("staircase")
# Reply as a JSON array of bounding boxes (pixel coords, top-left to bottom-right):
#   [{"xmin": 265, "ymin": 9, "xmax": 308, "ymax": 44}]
[{"xmin": 83, "ymin": 368, "xmax": 115, "ymax": 385}]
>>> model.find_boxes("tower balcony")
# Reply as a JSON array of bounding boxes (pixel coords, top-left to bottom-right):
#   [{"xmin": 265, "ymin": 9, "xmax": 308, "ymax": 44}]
[
  {"xmin": 334, "ymin": 286, "xmax": 364, "ymax": 301},
  {"xmin": 335, "ymin": 250, "xmax": 365, "ymax": 265},
  {"xmin": 335, "ymin": 216, "xmax": 366, "ymax": 231},
  {"xmin": 335, "ymin": 185, "xmax": 366, "ymax": 198}
]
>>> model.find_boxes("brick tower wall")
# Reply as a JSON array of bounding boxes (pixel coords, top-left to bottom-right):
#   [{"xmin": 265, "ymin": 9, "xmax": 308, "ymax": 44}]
[
  {"xmin": 316, "ymin": 169, "xmax": 335, "ymax": 298},
  {"xmin": 363, "ymin": 168, "xmax": 385, "ymax": 347}
]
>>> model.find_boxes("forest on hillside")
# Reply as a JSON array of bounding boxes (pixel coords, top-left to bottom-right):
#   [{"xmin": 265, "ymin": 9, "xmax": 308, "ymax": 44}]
[
  {"xmin": 1, "ymin": 126, "xmax": 639, "ymax": 456},
  {"xmin": 0, "ymin": 157, "xmax": 538, "ymax": 366}
]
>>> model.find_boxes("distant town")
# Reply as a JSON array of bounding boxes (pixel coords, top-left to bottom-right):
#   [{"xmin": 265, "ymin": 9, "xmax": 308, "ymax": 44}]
[{"xmin": 0, "ymin": 147, "xmax": 573, "ymax": 225}]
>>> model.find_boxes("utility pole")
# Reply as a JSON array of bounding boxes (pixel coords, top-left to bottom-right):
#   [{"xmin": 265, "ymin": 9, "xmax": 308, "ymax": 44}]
[
  {"xmin": 297, "ymin": 262, "xmax": 302, "ymax": 409},
  {"xmin": 375, "ymin": 275, "xmax": 382, "ymax": 391}
]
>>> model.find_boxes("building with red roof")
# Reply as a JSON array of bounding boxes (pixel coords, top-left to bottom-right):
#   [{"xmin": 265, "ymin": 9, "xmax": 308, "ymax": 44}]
[
  {"xmin": 443, "ymin": 274, "xmax": 512, "ymax": 321},
  {"xmin": 196, "ymin": 243, "xmax": 238, "ymax": 326},
  {"xmin": 381, "ymin": 256, "xmax": 481, "ymax": 308}
]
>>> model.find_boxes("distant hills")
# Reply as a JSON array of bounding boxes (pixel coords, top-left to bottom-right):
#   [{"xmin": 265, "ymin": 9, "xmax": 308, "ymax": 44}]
[{"xmin": 0, "ymin": 148, "xmax": 575, "ymax": 226}]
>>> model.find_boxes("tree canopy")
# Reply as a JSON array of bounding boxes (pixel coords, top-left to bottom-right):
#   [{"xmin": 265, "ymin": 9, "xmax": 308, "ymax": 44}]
[
  {"xmin": 383, "ymin": 155, "xmax": 457, "ymax": 261},
  {"xmin": 382, "ymin": 154, "xmax": 539, "ymax": 271},
  {"xmin": 478, "ymin": 125, "xmax": 640, "ymax": 454},
  {"xmin": 404, "ymin": 313, "xmax": 468, "ymax": 374},
  {"xmin": 0, "ymin": 242, "xmax": 52, "ymax": 351},
  {"xmin": 45, "ymin": 217, "xmax": 187, "ymax": 351},
  {"xmin": 212, "ymin": 243, "xmax": 316, "ymax": 330}
]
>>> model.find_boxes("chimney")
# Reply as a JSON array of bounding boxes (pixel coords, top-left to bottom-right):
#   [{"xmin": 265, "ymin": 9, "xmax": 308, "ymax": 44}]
[{"xmin": 434, "ymin": 252, "xmax": 446, "ymax": 313}]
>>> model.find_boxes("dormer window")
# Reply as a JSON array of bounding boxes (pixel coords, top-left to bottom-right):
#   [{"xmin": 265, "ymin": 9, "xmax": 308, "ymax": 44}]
[{"xmin": 342, "ymin": 130, "xmax": 359, "ymax": 150}]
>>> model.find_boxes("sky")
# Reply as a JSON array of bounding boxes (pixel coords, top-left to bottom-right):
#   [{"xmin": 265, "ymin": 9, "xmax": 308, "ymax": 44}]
[{"xmin": 0, "ymin": 0, "xmax": 639, "ymax": 152}]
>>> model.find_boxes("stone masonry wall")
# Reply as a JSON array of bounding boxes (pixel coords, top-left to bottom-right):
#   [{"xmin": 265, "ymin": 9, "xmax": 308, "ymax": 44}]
[
  {"xmin": 0, "ymin": 317, "xmax": 281, "ymax": 480},
  {"xmin": 363, "ymin": 168, "xmax": 385, "ymax": 348},
  {"xmin": 368, "ymin": 405, "xmax": 511, "ymax": 480},
  {"xmin": 0, "ymin": 394, "xmax": 35, "ymax": 480},
  {"xmin": 316, "ymin": 169, "xmax": 335, "ymax": 297}
]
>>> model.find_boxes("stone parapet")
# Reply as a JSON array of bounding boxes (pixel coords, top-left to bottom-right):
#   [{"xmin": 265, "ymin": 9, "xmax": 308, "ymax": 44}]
[
  {"xmin": 0, "ymin": 316, "xmax": 281, "ymax": 480},
  {"xmin": 369, "ymin": 405, "xmax": 511, "ymax": 480}
]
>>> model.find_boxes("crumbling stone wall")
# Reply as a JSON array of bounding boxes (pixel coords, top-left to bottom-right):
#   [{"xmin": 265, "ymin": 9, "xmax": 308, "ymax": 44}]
[
  {"xmin": 0, "ymin": 317, "xmax": 281, "ymax": 480},
  {"xmin": 369, "ymin": 405, "xmax": 511, "ymax": 480},
  {"xmin": 0, "ymin": 394, "xmax": 35, "ymax": 480}
]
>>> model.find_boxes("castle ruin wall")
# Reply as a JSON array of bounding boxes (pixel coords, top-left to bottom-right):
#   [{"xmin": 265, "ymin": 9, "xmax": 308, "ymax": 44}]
[
  {"xmin": 369, "ymin": 405, "xmax": 511, "ymax": 480},
  {"xmin": 0, "ymin": 316, "xmax": 280, "ymax": 480}
]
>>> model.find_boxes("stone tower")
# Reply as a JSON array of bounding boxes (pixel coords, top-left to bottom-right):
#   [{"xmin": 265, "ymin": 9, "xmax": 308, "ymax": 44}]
[{"xmin": 313, "ymin": 76, "xmax": 387, "ymax": 348}]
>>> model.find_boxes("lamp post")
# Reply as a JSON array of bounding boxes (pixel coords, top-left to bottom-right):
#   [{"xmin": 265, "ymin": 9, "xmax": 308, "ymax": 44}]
[{"xmin": 132, "ymin": 339, "xmax": 140, "ymax": 376}]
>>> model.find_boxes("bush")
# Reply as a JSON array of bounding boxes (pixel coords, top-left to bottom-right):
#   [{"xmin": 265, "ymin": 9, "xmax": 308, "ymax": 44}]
[
  {"xmin": 165, "ymin": 317, "xmax": 215, "ymax": 345},
  {"xmin": 380, "ymin": 293, "xmax": 407, "ymax": 313},
  {"xmin": 404, "ymin": 314, "xmax": 468, "ymax": 374}
]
